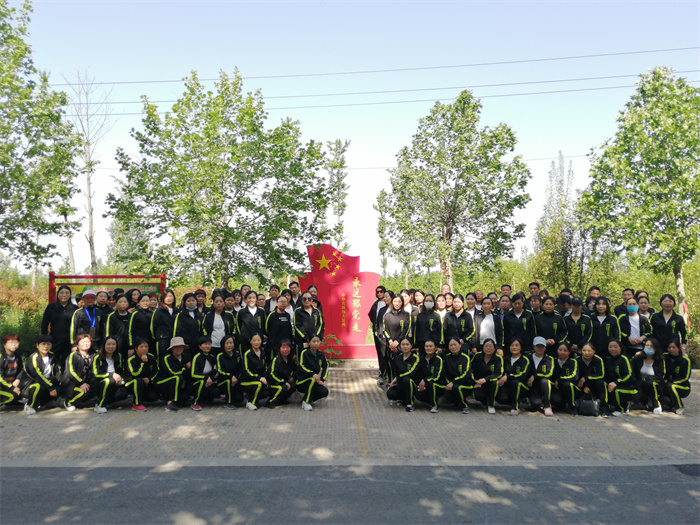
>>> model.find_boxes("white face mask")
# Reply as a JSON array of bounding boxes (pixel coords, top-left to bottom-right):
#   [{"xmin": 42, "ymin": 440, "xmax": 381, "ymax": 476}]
[{"xmin": 424, "ymin": 302, "xmax": 435, "ymax": 310}]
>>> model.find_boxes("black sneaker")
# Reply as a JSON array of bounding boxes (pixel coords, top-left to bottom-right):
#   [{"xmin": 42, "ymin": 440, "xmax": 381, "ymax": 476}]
[
  {"xmin": 266, "ymin": 401, "xmax": 277, "ymax": 409},
  {"xmin": 164, "ymin": 403, "xmax": 179, "ymax": 412},
  {"xmin": 405, "ymin": 404, "xmax": 414, "ymax": 412}
]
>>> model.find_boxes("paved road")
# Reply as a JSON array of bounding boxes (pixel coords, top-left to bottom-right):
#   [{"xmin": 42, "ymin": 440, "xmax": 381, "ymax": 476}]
[
  {"xmin": 2, "ymin": 465, "xmax": 698, "ymax": 524},
  {"xmin": 1, "ymin": 370, "xmax": 698, "ymax": 524}
]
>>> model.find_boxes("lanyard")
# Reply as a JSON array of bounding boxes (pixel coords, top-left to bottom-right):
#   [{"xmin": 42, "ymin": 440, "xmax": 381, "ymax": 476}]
[{"xmin": 84, "ymin": 307, "xmax": 96, "ymax": 328}]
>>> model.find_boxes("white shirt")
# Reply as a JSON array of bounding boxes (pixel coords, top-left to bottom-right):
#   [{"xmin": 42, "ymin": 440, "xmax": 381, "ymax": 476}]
[
  {"xmin": 203, "ymin": 358, "xmax": 213, "ymax": 375},
  {"xmin": 533, "ymin": 355, "xmax": 543, "ymax": 369},
  {"xmin": 640, "ymin": 362, "xmax": 654, "ymax": 377},
  {"xmin": 41, "ymin": 355, "xmax": 52, "ymax": 379},
  {"xmin": 106, "ymin": 358, "xmax": 115, "ymax": 374},
  {"xmin": 248, "ymin": 306, "xmax": 258, "ymax": 316},
  {"xmin": 480, "ymin": 314, "xmax": 496, "ymax": 344},
  {"xmin": 211, "ymin": 313, "xmax": 225, "ymax": 348},
  {"xmin": 628, "ymin": 315, "xmax": 641, "ymax": 341}
]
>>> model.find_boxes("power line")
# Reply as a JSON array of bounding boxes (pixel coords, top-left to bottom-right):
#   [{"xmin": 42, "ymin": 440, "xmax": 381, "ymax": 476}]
[
  {"xmin": 64, "ymin": 70, "xmax": 700, "ymax": 106},
  {"xmin": 65, "ymin": 80, "xmax": 700, "ymax": 117},
  {"xmin": 51, "ymin": 46, "xmax": 699, "ymax": 87}
]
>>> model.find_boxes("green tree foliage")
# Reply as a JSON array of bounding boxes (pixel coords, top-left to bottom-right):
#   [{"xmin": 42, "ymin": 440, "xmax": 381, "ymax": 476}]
[
  {"xmin": 0, "ymin": 0, "xmax": 79, "ymax": 267},
  {"xmin": 583, "ymin": 67, "xmax": 700, "ymax": 304},
  {"xmin": 377, "ymin": 90, "xmax": 531, "ymax": 288},
  {"xmin": 108, "ymin": 71, "xmax": 332, "ymax": 287},
  {"xmin": 325, "ymin": 139, "xmax": 350, "ymax": 251}
]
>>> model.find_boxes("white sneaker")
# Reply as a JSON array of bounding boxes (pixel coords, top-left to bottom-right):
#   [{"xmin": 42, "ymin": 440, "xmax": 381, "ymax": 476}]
[
  {"xmin": 676, "ymin": 407, "xmax": 686, "ymax": 416},
  {"xmin": 544, "ymin": 407, "xmax": 553, "ymax": 417},
  {"xmin": 488, "ymin": 406, "xmax": 497, "ymax": 415},
  {"xmin": 94, "ymin": 404, "xmax": 107, "ymax": 414},
  {"xmin": 510, "ymin": 409, "xmax": 519, "ymax": 416},
  {"xmin": 430, "ymin": 405, "xmax": 439, "ymax": 413},
  {"xmin": 611, "ymin": 410, "xmax": 623, "ymax": 417},
  {"xmin": 302, "ymin": 401, "xmax": 313, "ymax": 411},
  {"xmin": 24, "ymin": 404, "xmax": 36, "ymax": 415},
  {"xmin": 652, "ymin": 406, "xmax": 663, "ymax": 415},
  {"xmin": 246, "ymin": 401, "xmax": 257, "ymax": 411},
  {"xmin": 65, "ymin": 404, "xmax": 77, "ymax": 412}
]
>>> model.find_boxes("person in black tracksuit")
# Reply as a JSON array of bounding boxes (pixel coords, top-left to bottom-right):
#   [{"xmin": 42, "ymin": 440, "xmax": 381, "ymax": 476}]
[
  {"xmin": 91, "ymin": 337, "xmax": 128, "ymax": 412},
  {"xmin": 563, "ymin": 298, "xmax": 592, "ymax": 355},
  {"xmin": 386, "ymin": 337, "xmax": 419, "ymax": 411},
  {"xmin": 41, "ymin": 285, "xmax": 77, "ymax": 370},
  {"xmin": 525, "ymin": 339, "xmax": 556, "ymax": 415},
  {"xmin": 216, "ymin": 335, "xmax": 244, "ymax": 408},
  {"xmin": 535, "ymin": 297, "xmax": 568, "ymax": 357},
  {"xmin": 156, "ymin": 339, "xmax": 190, "ymax": 411},
  {"xmin": 495, "ymin": 337, "xmax": 531, "ymax": 415},
  {"xmin": 470, "ymin": 339, "xmax": 503, "ymax": 413},
  {"xmin": 604, "ymin": 339, "xmax": 638, "ymax": 415},
  {"xmin": 235, "ymin": 292, "xmax": 266, "ymax": 353},
  {"xmin": 368, "ymin": 287, "xmax": 387, "ymax": 380},
  {"xmin": 413, "ymin": 295, "xmax": 442, "ymax": 354},
  {"xmin": 576, "ymin": 342, "xmax": 608, "ymax": 415},
  {"xmin": 240, "ymin": 333, "xmax": 271, "ymax": 409},
  {"xmin": 126, "ymin": 338, "xmax": 159, "ymax": 410},
  {"xmin": 1, "ymin": 336, "xmax": 23, "ymax": 407},
  {"xmin": 630, "ymin": 338, "xmax": 665, "ymax": 412},
  {"xmin": 550, "ymin": 343, "xmax": 579, "ymax": 414},
  {"xmin": 591, "ymin": 298, "xmax": 620, "ymax": 359},
  {"xmin": 662, "ymin": 339, "xmax": 691, "ymax": 414},
  {"xmin": 150, "ymin": 290, "xmax": 179, "ymax": 361},
  {"xmin": 70, "ymin": 291, "xmax": 104, "ymax": 350},
  {"xmin": 268, "ymin": 339, "xmax": 297, "ymax": 406},
  {"xmin": 293, "ymin": 292, "xmax": 325, "ymax": 358},
  {"xmin": 649, "ymin": 294, "xmax": 687, "ymax": 351},
  {"xmin": 265, "ymin": 297, "xmax": 294, "ymax": 359},
  {"xmin": 129, "ymin": 294, "xmax": 156, "ymax": 355},
  {"xmin": 61, "ymin": 334, "xmax": 94, "ymax": 409},
  {"xmin": 442, "ymin": 337, "xmax": 474, "ymax": 413},
  {"xmin": 104, "ymin": 295, "xmax": 134, "ymax": 362},
  {"xmin": 619, "ymin": 303, "xmax": 652, "ymax": 357},
  {"xmin": 375, "ymin": 296, "xmax": 393, "ymax": 382},
  {"xmin": 502, "ymin": 294, "xmax": 536, "ymax": 355},
  {"xmin": 20, "ymin": 336, "xmax": 61, "ymax": 413},
  {"xmin": 295, "ymin": 335, "xmax": 329, "ymax": 410},
  {"xmin": 414, "ymin": 340, "xmax": 446, "ymax": 412},
  {"xmin": 189, "ymin": 336, "xmax": 219, "ymax": 410},
  {"xmin": 443, "ymin": 295, "xmax": 475, "ymax": 355},
  {"xmin": 201, "ymin": 296, "xmax": 235, "ymax": 354},
  {"xmin": 174, "ymin": 293, "xmax": 204, "ymax": 358},
  {"xmin": 383, "ymin": 295, "xmax": 412, "ymax": 364}
]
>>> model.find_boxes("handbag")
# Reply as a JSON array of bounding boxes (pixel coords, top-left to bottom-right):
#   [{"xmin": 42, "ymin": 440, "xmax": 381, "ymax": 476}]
[{"xmin": 578, "ymin": 397, "xmax": 600, "ymax": 417}]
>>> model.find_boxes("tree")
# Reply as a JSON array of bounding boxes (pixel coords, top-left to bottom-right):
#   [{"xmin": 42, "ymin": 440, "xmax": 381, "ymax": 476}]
[
  {"xmin": 64, "ymin": 71, "xmax": 114, "ymax": 274},
  {"xmin": 0, "ymin": 0, "xmax": 79, "ymax": 267},
  {"xmin": 325, "ymin": 139, "xmax": 350, "ymax": 251},
  {"xmin": 377, "ymin": 90, "xmax": 531, "ymax": 288},
  {"xmin": 582, "ymin": 67, "xmax": 700, "ymax": 304},
  {"xmin": 108, "ymin": 70, "xmax": 332, "ymax": 287}
]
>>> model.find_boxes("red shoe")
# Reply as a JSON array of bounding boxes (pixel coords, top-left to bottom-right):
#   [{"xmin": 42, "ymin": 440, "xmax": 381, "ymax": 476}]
[
  {"xmin": 191, "ymin": 404, "xmax": 203, "ymax": 411},
  {"xmin": 132, "ymin": 404, "xmax": 147, "ymax": 412}
]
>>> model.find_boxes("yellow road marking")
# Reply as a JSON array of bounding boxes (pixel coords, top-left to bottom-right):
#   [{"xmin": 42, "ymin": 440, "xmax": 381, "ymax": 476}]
[
  {"xmin": 348, "ymin": 374, "xmax": 370, "ymax": 457},
  {"xmin": 68, "ymin": 411, "xmax": 138, "ymax": 457},
  {"xmin": 564, "ymin": 414, "xmax": 643, "ymax": 457}
]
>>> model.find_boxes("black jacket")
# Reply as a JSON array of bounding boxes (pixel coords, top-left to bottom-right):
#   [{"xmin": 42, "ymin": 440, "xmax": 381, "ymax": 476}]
[
  {"xmin": 126, "ymin": 353, "xmax": 159, "ymax": 382},
  {"xmin": 293, "ymin": 307, "xmax": 324, "ymax": 344},
  {"xmin": 173, "ymin": 311, "xmax": 203, "ymax": 352},
  {"xmin": 442, "ymin": 351, "xmax": 472, "ymax": 386},
  {"xmin": 216, "ymin": 351, "xmax": 242, "ymax": 382},
  {"xmin": 129, "ymin": 308, "xmax": 154, "ymax": 347},
  {"xmin": 591, "ymin": 315, "xmax": 620, "ymax": 358},
  {"xmin": 382, "ymin": 309, "xmax": 411, "ymax": 343},
  {"xmin": 93, "ymin": 353, "xmax": 126, "ymax": 382},
  {"xmin": 416, "ymin": 354, "xmax": 445, "ymax": 385},
  {"xmin": 21, "ymin": 351, "xmax": 60, "ymax": 390},
  {"xmin": 563, "ymin": 313, "xmax": 593, "ymax": 348},
  {"xmin": 235, "ymin": 308, "xmax": 266, "ymax": 347},
  {"xmin": 630, "ymin": 354, "xmax": 665, "ymax": 385},
  {"xmin": 0, "ymin": 352, "xmax": 23, "ymax": 389},
  {"xmin": 104, "ymin": 310, "xmax": 134, "ymax": 355},
  {"xmin": 471, "ymin": 310, "xmax": 505, "ymax": 350},
  {"xmin": 265, "ymin": 310, "xmax": 294, "ymax": 352},
  {"xmin": 202, "ymin": 310, "xmax": 235, "ymax": 341},
  {"xmin": 576, "ymin": 354, "xmax": 605, "ymax": 386},
  {"xmin": 413, "ymin": 311, "xmax": 443, "ymax": 346},
  {"xmin": 41, "ymin": 301, "xmax": 77, "ymax": 340},
  {"xmin": 389, "ymin": 353, "xmax": 419, "ymax": 381},
  {"xmin": 502, "ymin": 309, "xmax": 536, "ymax": 353},
  {"xmin": 604, "ymin": 354, "xmax": 635, "ymax": 390},
  {"xmin": 269, "ymin": 354, "xmax": 296, "ymax": 385},
  {"xmin": 664, "ymin": 353, "xmax": 691, "ymax": 388},
  {"xmin": 151, "ymin": 305, "xmax": 179, "ymax": 341},
  {"xmin": 62, "ymin": 351, "xmax": 93, "ymax": 387},
  {"xmin": 649, "ymin": 311, "xmax": 687, "ymax": 349},
  {"xmin": 190, "ymin": 351, "xmax": 218, "ymax": 382},
  {"xmin": 241, "ymin": 348, "xmax": 268, "ymax": 382},
  {"xmin": 470, "ymin": 352, "xmax": 504, "ymax": 382},
  {"xmin": 618, "ymin": 314, "xmax": 652, "ymax": 351},
  {"xmin": 70, "ymin": 307, "xmax": 104, "ymax": 344},
  {"xmin": 296, "ymin": 348, "xmax": 329, "ymax": 382},
  {"xmin": 443, "ymin": 310, "xmax": 475, "ymax": 346},
  {"xmin": 503, "ymin": 354, "xmax": 530, "ymax": 383}
]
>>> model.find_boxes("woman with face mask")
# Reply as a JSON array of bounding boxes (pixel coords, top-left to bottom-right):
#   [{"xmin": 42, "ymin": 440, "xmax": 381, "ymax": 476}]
[
  {"xmin": 413, "ymin": 294, "xmax": 442, "ymax": 355},
  {"xmin": 618, "ymin": 297, "xmax": 651, "ymax": 357},
  {"xmin": 629, "ymin": 338, "xmax": 665, "ymax": 414}
]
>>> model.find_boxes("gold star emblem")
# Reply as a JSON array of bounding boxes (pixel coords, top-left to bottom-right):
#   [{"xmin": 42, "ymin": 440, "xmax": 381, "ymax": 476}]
[
  {"xmin": 335, "ymin": 264, "xmax": 340, "ymax": 269},
  {"xmin": 332, "ymin": 272, "xmax": 336, "ymax": 276},
  {"xmin": 337, "ymin": 256, "xmax": 342, "ymax": 261},
  {"xmin": 316, "ymin": 254, "xmax": 332, "ymax": 270},
  {"xmin": 332, "ymin": 251, "xmax": 338, "ymax": 256}
]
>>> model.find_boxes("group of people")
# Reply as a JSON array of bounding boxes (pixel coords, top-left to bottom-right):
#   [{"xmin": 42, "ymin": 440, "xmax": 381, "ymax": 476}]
[
  {"xmin": 1, "ymin": 282, "xmax": 329, "ymax": 414},
  {"xmin": 368, "ymin": 283, "xmax": 691, "ymax": 417}
]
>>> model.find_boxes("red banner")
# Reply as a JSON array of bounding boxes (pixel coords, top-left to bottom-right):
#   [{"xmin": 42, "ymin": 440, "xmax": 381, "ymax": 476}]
[{"xmin": 299, "ymin": 244, "xmax": 380, "ymax": 358}]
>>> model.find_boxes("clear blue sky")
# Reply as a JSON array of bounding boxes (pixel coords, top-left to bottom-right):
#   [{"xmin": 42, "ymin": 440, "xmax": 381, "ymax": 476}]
[{"xmin": 11, "ymin": 0, "xmax": 700, "ymax": 276}]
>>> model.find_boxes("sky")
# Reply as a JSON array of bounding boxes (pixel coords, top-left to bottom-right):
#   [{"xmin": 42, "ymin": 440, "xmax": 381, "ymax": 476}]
[{"xmin": 8, "ymin": 0, "xmax": 700, "ymax": 278}]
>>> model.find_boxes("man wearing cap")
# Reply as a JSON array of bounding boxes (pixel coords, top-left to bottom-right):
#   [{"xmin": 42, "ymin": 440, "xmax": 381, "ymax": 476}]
[
  {"xmin": 526, "ymin": 336, "xmax": 556, "ymax": 417},
  {"xmin": 70, "ymin": 289, "xmax": 103, "ymax": 348}
]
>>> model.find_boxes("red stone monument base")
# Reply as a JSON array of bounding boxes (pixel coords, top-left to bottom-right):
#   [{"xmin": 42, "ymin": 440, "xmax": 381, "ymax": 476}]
[{"xmin": 320, "ymin": 344, "xmax": 377, "ymax": 360}]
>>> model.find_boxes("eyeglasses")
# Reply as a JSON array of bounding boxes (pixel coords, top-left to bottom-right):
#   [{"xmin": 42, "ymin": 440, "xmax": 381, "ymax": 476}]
[{"xmin": 302, "ymin": 297, "xmax": 312, "ymax": 302}]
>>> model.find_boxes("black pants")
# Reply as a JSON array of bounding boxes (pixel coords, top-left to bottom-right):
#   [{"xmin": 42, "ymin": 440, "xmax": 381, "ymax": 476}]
[
  {"xmin": 414, "ymin": 381, "xmax": 444, "ymax": 406},
  {"xmin": 496, "ymin": 377, "xmax": 528, "ymax": 410},
  {"xmin": 269, "ymin": 382, "xmax": 297, "ymax": 404},
  {"xmin": 217, "ymin": 379, "xmax": 245, "ymax": 405},
  {"xmin": 189, "ymin": 380, "xmax": 219, "ymax": 405},
  {"xmin": 443, "ymin": 382, "xmax": 473, "ymax": 409},
  {"xmin": 662, "ymin": 381, "xmax": 690, "ymax": 410},
  {"xmin": 22, "ymin": 381, "xmax": 58, "ymax": 409},
  {"xmin": 156, "ymin": 375, "xmax": 185, "ymax": 403},
  {"xmin": 386, "ymin": 376, "xmax": 416, "ymax": 405},
  {"xmin": 607, "ymin": 384, "xmax": 638, "ymax": 412},
  {"xmin": 240, "ymin": 380, "xmax": 271, "ymax": 405},
  {"xmin": 91, "ymin": 377, "xmax": 128, "ymax": 407},
  {"xmin": 473, "ymin": 381, "xmax": 498, "ymax": 408},
  {"xmin": 634, "ymin": 379, "xmax": 662, "ymax": 409},
  {"xmin": 527, "ymin": 378, "xmax": 553, "ymax": 409},
  {"xmin": 551, "ymin": 380, "xmax": 579, "ymax": 410},
  {"xmin": 296, "ymin": 377, "xmax": 328, "ymax": 403},
  {"xmin": 126, "ymin": 378, "xmax": 159, "ymax": 405}
]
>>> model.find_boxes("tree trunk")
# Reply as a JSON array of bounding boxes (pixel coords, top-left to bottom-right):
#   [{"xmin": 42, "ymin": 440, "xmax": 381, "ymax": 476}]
[
  {"xmin": 85, "ymin": 164, "xmax": 97, "ymax": 273},
  {"xmin": 63, "ymin": 213, "xmax": 76, "ymax": 274},
  {"xmin": 426, "ymin": 265, "xmax": 432, "ymax": 295},
  {"xmin": 673, "ymin": 265, "xmax": 686, "ymax": 305},
  {"xmin": 443, "ymin": 253, "xmax": 454, "ymax": 290}
]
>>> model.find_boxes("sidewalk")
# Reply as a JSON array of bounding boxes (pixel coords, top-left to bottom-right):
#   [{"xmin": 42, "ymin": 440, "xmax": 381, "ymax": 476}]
[{"xmin": 1, "ymin": 370, "xmax": 698, "ymax": 468}]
